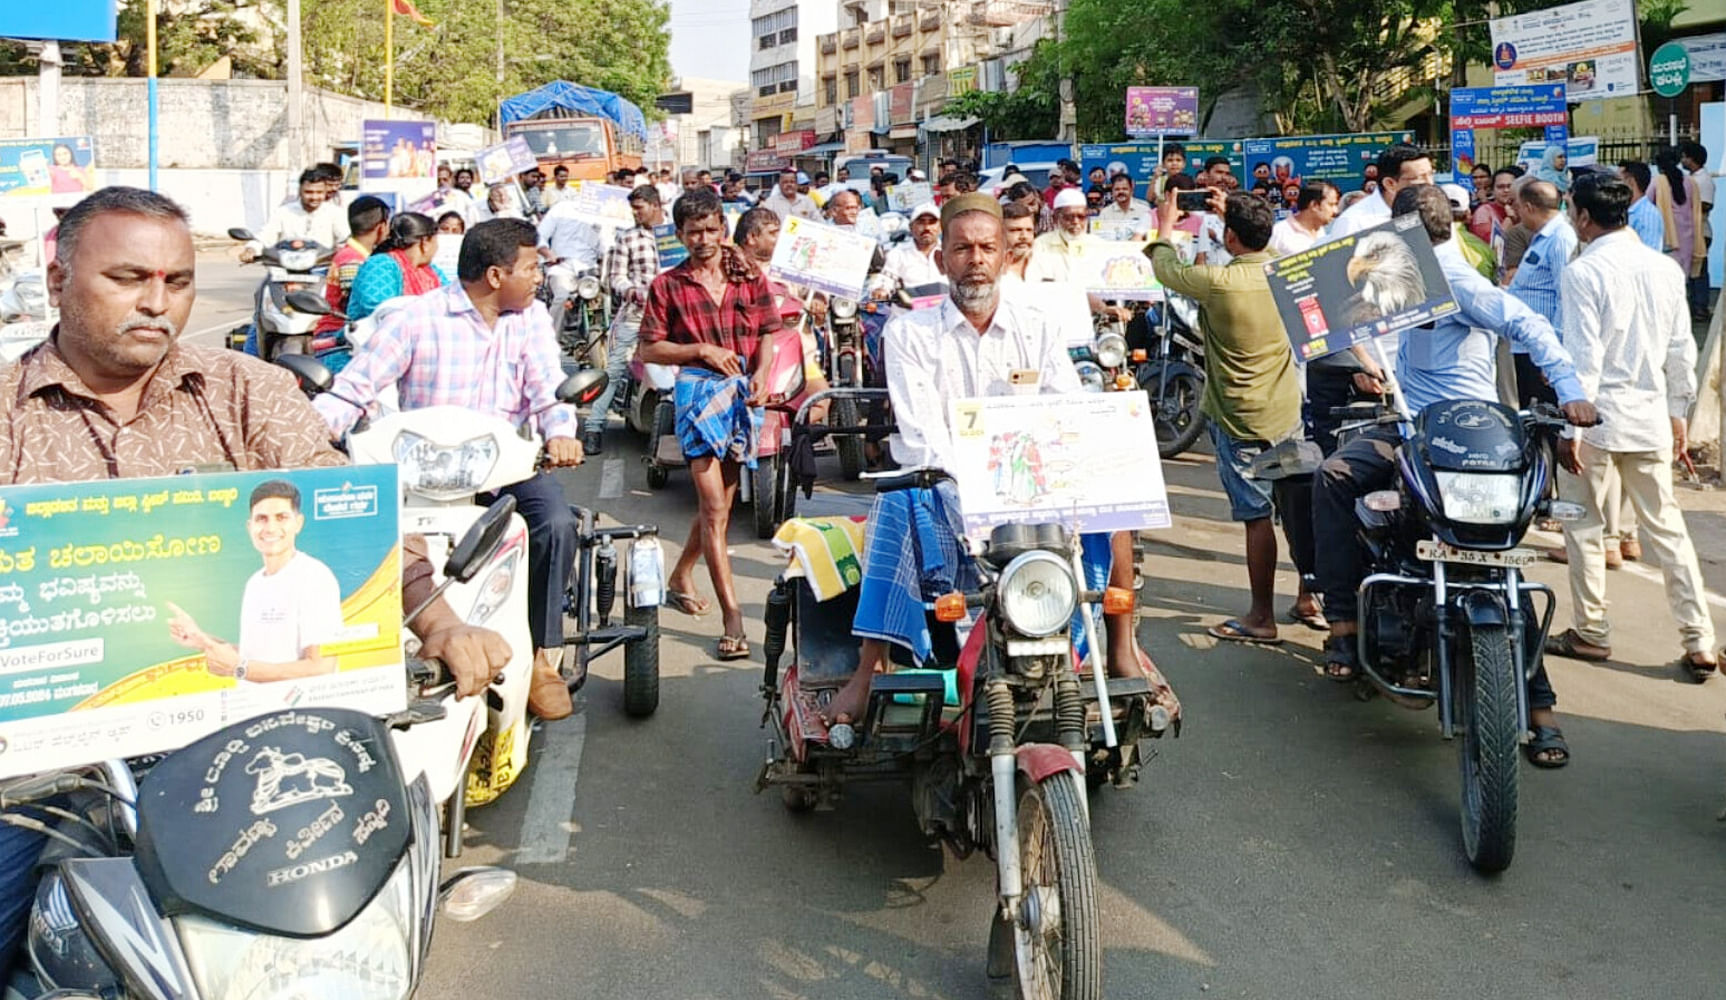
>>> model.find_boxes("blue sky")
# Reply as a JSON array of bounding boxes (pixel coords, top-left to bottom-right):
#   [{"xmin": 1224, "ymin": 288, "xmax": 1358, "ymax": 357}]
[{"xmin": 668, "ymin": 0, "xmax": 752, "ymax": 84}]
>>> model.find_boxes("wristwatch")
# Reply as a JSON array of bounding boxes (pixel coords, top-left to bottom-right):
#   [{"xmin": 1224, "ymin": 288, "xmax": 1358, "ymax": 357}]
[{"xmin": 234, "ymin": 657, "xmax": 249, "ymax": 682}]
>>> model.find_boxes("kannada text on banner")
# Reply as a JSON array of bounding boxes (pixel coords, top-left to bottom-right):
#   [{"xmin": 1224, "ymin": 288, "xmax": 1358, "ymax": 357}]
[
  {"xmin": 1240, "ymin": 132, "xmax": 1415, "ymax": 211},
  {"xmin": 949, "ymin": 393, "xmax": 1172, "ymax": 539},
  {"xmin": 1264, "ymin": 215, "xmax": 1459, "ymax": 364},
  {"xmin": 1489, "ymin": 0, "xmax": 1639, "ymax": 101},
  {"xmin": 0, "ymin": 465, "xmax": 406, "ymax": 779},
  {"xmin": 767, "ymin": 216, "xmax": 877, "ymax": 300}
]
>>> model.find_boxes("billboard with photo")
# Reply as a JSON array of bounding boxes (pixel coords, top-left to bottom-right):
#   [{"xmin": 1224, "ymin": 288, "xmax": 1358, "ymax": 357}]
[{"xmin": 1489, "ymin": 0, "xmax": 1639, "ymax": 102}]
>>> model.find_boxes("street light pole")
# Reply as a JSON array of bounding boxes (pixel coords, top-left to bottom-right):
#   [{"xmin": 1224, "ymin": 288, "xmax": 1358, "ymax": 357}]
[
  {"xmin": 1053, "ymin": 0, "xmax": 1075, "ymax": 147},
  {"xmin": 286, "ymin": 0, "xmax": 304, "ymax": 171},
  {"xmin": 146, "ymin": 0, "xmax": 159, "ymax": 191}
]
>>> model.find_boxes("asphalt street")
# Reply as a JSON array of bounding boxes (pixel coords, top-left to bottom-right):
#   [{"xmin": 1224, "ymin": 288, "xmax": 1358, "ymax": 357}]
[{"xmin": 189, "ymin": 253, "xmax": 1726, "ymax": 999}]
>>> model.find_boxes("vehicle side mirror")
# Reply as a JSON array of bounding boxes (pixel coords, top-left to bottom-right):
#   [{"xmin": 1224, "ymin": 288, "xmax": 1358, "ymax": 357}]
[
  {"xmin": 285, "ymin": 290, "xmax": 334, "ymax": 316},
  {"xmin": 275, "ymin": 353, "xmax": 335, "ymax": 393},
  {"xmin": 444, "ymin": 496, "xmax": 516, "ymax": 583},
  {"xmin": 555, "ymin": 369, "xmax": 608, "ymax": 406},
  {"xmin": 227, "ymin": 227, "xmax": 255, "ymax": 242}
]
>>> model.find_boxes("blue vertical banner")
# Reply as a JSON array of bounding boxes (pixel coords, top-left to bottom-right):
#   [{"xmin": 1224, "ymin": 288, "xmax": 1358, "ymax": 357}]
[{"xmin": 1452, "ymin": 128, "xmax": 1477, "ymax": 176}]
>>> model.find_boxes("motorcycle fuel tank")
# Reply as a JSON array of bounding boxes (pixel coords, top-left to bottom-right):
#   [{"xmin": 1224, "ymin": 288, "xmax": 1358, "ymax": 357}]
[
  {"xmin": 1414, "ymin": 399, "xmax": 1528, "ymax": 473},
  {"xmin": 132, "ymin": 708, "xmax": 412, "ymax": 938}
]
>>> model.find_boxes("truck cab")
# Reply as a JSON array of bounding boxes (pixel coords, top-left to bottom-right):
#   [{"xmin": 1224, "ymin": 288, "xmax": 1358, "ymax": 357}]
[{"xmin": 504, "ymin": 116, "xmax": 642, "ymax": 182}]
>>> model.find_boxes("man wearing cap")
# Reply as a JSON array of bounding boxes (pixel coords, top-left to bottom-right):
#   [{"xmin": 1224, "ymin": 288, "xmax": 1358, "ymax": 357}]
[
  {"xmin": 882, "ymin": 202, "xmax": 945, "ymax": 288},
  {"xmin": 1442, "ymin": 182, "xmax": 1498, "ymax": 281},
  {"xmin": 763, "ymin": 166, "xmax": 820, "ymax": 223},
  {"xmin": 823, "ymin": 193, "xmax": 1167, "ymax": 727}
]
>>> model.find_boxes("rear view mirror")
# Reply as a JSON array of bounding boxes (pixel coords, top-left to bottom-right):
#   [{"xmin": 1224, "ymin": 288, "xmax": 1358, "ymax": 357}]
[
  {"xmin": 274, "ymin": 353, "xmax": 335, "ymax": 393},
  {"xmin": 284, "ymin": 290, "xmax": 333, "ymax": 316},
  {"xmin": 555, "ymin": 369, "xmax": 609, "ymax": 406},
  {"xmin": 227, "ymin": 227, "xmax": 255, "ymax": 242},
  {"xmin": 445, "ymin": 496, "xmax": 516, "ymax": 583}
]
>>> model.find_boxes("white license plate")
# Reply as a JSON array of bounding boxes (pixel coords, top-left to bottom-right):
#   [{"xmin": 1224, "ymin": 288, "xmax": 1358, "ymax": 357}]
[{"xmin": 1415, "ymin": 540, "xmax": 1537, "ymax": 568}]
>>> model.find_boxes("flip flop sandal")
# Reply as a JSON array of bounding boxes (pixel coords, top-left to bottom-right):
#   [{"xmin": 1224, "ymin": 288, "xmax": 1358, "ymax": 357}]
[
  {"xmin": 1681, "ymin": 653, "xmax": 1719, "ymax": 683},
  {"xmin": 667, "ymin": 590, "xmax": 712, "ymax": 617},
  {"xmin": 1322, "ymin": 635, "xmax": 1359, "ymax": 683},
  {"xmin": 1524, "ymin": 725, "xmax": 1570, "ymax": 768},
  {"xmin": 1544, "ymin": 628, "xmax": 1610, "ymax": 662},
  {"xmin": 1207, "ymin": 619, "xmax": 1283, "ymax": 645},
  {"xmin": 716, "ymin": 635, "xmax": 751, "ymax": 661},
  {"xmin": 1283, "ymin": 604, "xmax": 1330, "ymax": 631}
]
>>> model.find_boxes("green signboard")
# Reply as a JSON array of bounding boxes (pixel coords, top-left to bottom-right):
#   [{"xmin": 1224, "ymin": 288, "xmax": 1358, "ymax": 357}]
[{"xmin": 1650, "ymin": 41, "xmax": 1691, "ymax": 98}]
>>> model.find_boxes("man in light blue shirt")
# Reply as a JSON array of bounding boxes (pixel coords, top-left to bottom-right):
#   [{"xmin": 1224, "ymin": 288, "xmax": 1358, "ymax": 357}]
[
  {"xmin": 1313, "ymin": 185, "xmax": 1598, "ymax": 743},
  {"xmin": 1618, "ymin": 161, "xmax": 1666, "ymax": 252},
  {"xmin": 1505, "ymin": 179, "xmax": 1577, "ymax": 406}
]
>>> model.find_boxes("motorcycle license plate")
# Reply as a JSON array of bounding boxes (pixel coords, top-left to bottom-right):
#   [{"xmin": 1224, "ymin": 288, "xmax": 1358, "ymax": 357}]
[{"xmin": 1415, "ymin": 540, "xmax": 1537, "ymax": 568}]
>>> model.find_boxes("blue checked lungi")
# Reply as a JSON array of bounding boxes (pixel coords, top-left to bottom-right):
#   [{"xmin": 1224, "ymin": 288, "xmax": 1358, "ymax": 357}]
[
  {"xmin": 852, "ymin": 481, "xmax": 977, "ymax": 665},
  {"xmin": 674, "ymin": 367, "xmax": 762, "ymax": 468}
]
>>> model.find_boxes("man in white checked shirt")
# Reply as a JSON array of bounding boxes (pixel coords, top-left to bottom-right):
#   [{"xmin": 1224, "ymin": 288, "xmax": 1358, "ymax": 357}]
[
  {"xmin": 1546, "ymin": 172, "xmax": 1720, "ymax": 681},
  {"xmin": 586, "ymin": 184, "xmax": 664, "ymax": 454}
]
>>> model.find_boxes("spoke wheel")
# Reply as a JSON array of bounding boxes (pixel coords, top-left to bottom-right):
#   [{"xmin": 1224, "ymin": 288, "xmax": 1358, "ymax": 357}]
[
  {"xmin": 1012, "ymin": 772, "xmax": 1101, "ymax": 1000},
  {"xmin": 1455, "ymin": 620, "xmax": 1519, "ymax": 873}
]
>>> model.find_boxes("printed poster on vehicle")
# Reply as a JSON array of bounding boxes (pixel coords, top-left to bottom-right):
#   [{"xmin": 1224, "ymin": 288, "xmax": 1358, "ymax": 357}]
[
  {"xmin": 949, "ymin": 392, "xmax": 1172, "ymax": 539},
  {"xmin": 359, "ymin": 120, "xmax": 436, "ymax": 209},
  {"xmin": 1489, "ymin": 0, "xmax": 1638, "ymax": 101},
  {"xmin": 0, "ymin": 466, "xmax": 406, "ymax": 779},
  {"xmin": 767, "ymin": 216, "xmax": 877, "ymax": 300},
  {"xmin": 0, "ymin": 137, "xmax": 97, "ymax": 198},
  {"xmin": 1264, "ymin": 214, "xmax": 1459, "ymax": 364},
  {"xmin": 886, "ymin": 181, "xmax": 933, "ymax": 213},
  {"xmin": 475, "ymin": 136, "xmax": 538, "ymax": 186},
  {"xmin": 1075, "ymin": 237, "xmax": 1162, "ymax": 300},
  {"xmin": 565, "ymin": 180, "xmax": 635, "ymax": 230},
  {"xmin": 1124, "ymin": 87, "xmax": 1199, "ymax": 137}
]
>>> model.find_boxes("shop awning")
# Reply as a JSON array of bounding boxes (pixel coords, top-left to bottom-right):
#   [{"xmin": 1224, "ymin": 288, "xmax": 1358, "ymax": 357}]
[{"xmin": 920, "ymin": 115, "xmax": 981, "ymax": 133}]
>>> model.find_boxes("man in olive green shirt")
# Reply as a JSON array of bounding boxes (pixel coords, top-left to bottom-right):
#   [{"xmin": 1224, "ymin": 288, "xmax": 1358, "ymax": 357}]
[{"xmin": 1149, "ymin": 189, "xmax": 1316, "ymax": 642}]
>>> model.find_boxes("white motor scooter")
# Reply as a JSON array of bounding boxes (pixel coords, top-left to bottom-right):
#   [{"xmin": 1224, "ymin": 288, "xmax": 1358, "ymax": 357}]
[{"xmin": 0, "ymin": 239, "xmax": 50, "ymax": 362}]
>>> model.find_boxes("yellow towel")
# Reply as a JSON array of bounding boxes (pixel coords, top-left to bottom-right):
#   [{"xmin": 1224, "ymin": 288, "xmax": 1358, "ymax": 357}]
[{"xmin": 772, "ymin": 516, "xmax": 866, "ymax": 601}]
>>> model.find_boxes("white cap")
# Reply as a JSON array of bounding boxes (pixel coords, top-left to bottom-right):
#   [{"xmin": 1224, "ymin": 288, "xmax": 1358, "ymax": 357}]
[
  {"xmin": 909, "ymin": 168, "xmax": 927, "ymax": 181},
  {"xmin": 1107, "ymin": 160, "xmax": 1128, "ymax": 177},
  {"xmin": 1053, "ymin": 187, "xmax": 1087, "ymax": 211},
  {"xmin": 1440, "ymin": 182, "xmax": 1471, "ymax": 214},
  {"xmin": 910, "ymin": 201, "xmax": 940, "ymax": 221}
]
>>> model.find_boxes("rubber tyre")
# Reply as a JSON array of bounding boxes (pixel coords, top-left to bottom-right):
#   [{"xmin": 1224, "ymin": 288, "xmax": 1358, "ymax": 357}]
[
  {"xmin": 1013, "ymin": 772, "xmax": 1102, "ymax": 1000},
  {"xmin": 646, "ymin": 399, "xmax": 674, "ymax": 490},
  {"xmin": 627, "ymin": 388, "xmax": 654, "ymax": 436},
  {"xmin": 584, "ymin": 328, "xmax": 609, "ymax": 373},
  {"xmin": 752, "ymin": 461, "xmax": 777, "ymax": 539},
  {"xmin": 1143, "ymin": 368, "xmax": 1207, "ymax": 459},
  {"xmin": 1455, "ymin": 620, "xmax": 1519, "ymax": 873},
  {"xmin": 833, "ymin": 397, "xmax": 864, "ymax": 481},
  {"xmin": 776, "ymin": 451, "xmax": 797, "ymax": 522},
  {"xmin": 264, "ymin": 333, "xmax": 310, "ymax": 363},
  {"xmin": 622, "ymin": 602, "xmax": 660, "ymax": 718},
  {"xmin": 781, "ymin": 785, "xmax": 817, "ymax": 813}
]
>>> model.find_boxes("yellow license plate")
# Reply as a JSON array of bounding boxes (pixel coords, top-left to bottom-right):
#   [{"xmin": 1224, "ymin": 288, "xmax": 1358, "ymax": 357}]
[{"xmin": 1415, "ymin": 540, "xmax": 1537, "ymax": 568}]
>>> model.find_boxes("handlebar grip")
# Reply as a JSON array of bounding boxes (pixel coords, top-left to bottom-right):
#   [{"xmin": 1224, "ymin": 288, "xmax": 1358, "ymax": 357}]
[{"xmin": 873, "ymin": 469, "xmax": 951, "ymax": 494}]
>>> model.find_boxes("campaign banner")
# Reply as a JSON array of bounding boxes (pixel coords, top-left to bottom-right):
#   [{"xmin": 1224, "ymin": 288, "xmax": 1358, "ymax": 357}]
[
  {"xmin": 767, "ymin": 216, "xmax": 877, "ymax": 300},
  {"xmin": 1515, "ymin": 135, "xmax": 1599, "ymax": 171},
  {"xmin": 1125, "ymin": 87, "xmax": 1199, "ymax": 137},
  {"xmin": 948, "ymin": 392, "xmax": 1172, "ymax": 540},
  {"xmin": 653, "ymin": 224, "xmax": 688, "ymax": 270},
  {"xmin": 1264, "ymin": 215, "xmax": 1460, "ymax": 364},
  {"xmin": 1490, "ymin": 0, "xmax": 1638, "ymax": 101},
  {"xmin": 886, "ymin": 181, "xmax": 934, "ymax": 213},
  {"xmin": 0, "ymin": 466, "xmax": 406, "ymax": 779},
  {"xmin": 1077, "ymin": 141, "xmax": 1243, "ymax": 202},
  {"xmin": 1448, "ymin": 85, "xmax": 1569, "ymax": 130},
  {"xmin": 1076, "ymin": 238, "xmax": 1162, "ymax": 300},
  {"xmin": 0, "ymin": 137, "xmax": 97, "ymax": 198},
  {"xmin": 1241, "ymin": 131, "xmax": 1416, "ymax": 209},
  {"xmin": 565, "ymin": 181, "xmax": 634, "ymax": 230},
  {"xmin": 475, "ymin": 137, "xmax": 538, "ymax": 186},
  {"xmin": 1679, "ymin": 32, "xmax": 1726, "ymax": 84}
]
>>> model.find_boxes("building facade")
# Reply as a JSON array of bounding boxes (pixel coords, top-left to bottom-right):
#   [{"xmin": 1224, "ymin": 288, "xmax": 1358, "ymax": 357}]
[{"xmin": 747, "ymin": 0, "xmax": 840, "ymax": 173}]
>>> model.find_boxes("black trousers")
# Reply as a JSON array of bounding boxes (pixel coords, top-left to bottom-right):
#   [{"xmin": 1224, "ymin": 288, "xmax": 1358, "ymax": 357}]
[
  {"xmin": 1305, "ymin": 361, "xmax": 1360, "ymax": 457},
  {"xmin": 1311, "ymin": 427, "xmax": 1555, "ymax": 709},
  {"xmin": 494, "ymin": 471, "xmax": 580, "ymax": 651},
  {"xmin": 1512, "ymin": 351, "xmax": 1558, "ymax": 408}
]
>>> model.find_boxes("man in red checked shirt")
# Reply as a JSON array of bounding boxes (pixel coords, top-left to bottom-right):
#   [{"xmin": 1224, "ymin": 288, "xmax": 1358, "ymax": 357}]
[{"xmin": 638, "ymin": 187, "xmax": 777, "ymax": 661}]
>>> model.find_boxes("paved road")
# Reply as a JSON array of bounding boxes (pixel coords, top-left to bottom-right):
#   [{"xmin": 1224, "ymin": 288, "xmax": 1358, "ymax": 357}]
[{"xmin": 181, "ymin": 258, "xmax": 1726, "ymax": 998}]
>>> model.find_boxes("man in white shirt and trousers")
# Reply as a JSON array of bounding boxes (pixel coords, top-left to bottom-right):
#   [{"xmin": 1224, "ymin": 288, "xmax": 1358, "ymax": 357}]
[{"xmin": 1546, "ymin": 171, "xmax": 1720, "ymax": 680}]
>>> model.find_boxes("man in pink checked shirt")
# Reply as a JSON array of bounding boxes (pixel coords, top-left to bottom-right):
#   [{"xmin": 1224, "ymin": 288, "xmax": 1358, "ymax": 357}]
[{"xmin": 314, "ymin": 218, "xmax": 586, "ymax": 721}]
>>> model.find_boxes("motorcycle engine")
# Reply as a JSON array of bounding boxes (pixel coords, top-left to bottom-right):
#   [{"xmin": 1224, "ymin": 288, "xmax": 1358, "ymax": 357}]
[{"xmin": 28, "ymin": 871, "xmax": 121, "ymax": 995}]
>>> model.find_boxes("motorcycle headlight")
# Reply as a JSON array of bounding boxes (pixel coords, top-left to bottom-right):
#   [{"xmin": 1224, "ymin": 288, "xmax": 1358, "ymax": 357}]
[
  {"xmin": 997, "ymin": 550, "xmax": 1078, "ymax": 638},
  {"xmin": 831, "ymin": 297, "xmax": 858, "ymax": 319},
  {"xmin": 1073, "ymin": 360, "xmax": 1106, "ymax": 393},
  {"xmin": 393, "ymin": 431, "xmax": 501, "ymax": 501},
  {"xmin": 1434, "ymin": 471, "xmax": 1520, "ymax": 525},
  {"xmin": 467, "ymin": 546, "xmax": 520, "ymax": 626},
  {"xmin": 280, "ymin": 249, "xmax": 318, "ymax": 272},
  {"xmin": 175, "ymin": 856, "xmax": 417, "ymax": 1000},
  {"xmin": 1095, "ymin": 331, "xmax": 1127, "ymax": 369},
  {"xmin": 576, "ymin": 275, "xmax": 601, "ymax": 299}
]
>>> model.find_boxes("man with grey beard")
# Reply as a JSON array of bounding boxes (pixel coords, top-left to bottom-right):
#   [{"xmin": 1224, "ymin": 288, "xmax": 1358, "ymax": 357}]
[{"xmin": 822, "ymin": 194, "xmax": 1158, "ymax": 726}]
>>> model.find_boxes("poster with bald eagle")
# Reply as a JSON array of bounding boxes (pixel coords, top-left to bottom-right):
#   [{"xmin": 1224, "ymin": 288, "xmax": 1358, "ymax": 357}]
[{"xmin": 1264, "ymin": 213, "xmax": 1459, "ymax": 364}]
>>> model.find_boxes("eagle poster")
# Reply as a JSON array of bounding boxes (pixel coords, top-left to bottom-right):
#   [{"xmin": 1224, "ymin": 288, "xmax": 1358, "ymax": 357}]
[{"xmin": 1263, "ymin": 214, "xmax": 1458, "ymax": 364}]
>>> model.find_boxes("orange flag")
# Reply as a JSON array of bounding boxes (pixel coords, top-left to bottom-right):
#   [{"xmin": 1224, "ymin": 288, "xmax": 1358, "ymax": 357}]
[{"xmin": 392, "ymin": 0, "xmax": 434, "ymax": 26}]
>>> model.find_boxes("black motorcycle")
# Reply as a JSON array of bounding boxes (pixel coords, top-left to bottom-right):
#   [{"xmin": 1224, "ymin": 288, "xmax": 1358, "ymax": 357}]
[
  {"xmin": 1339, "ymin": 396, "xmax": 1584, "ymax": 873},
  {"xmin": 1133, "ymin": 294, "xmax": 1207, "ymax": 459}
]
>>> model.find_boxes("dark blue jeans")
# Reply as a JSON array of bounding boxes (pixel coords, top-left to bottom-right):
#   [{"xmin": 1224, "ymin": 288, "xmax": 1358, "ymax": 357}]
[
  {"xmin": 0, "ymin": 820, "xmax": 46, "ymax": 982},
  {"xmin": 494, "ymin": 471, "xmax": 580, "ymax": 651}
]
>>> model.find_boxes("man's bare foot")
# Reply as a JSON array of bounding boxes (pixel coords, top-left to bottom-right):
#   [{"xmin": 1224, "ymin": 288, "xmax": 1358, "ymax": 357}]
[{"xmin": 823, "ymin": 666, "xmax": 875, "ymax": 726}]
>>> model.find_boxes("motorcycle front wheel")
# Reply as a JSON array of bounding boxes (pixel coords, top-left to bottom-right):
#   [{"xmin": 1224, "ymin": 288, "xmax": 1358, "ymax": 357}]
[
  {"xmin": 831, "ymin": 397, "xmax": 864, "ymax": 481},
  {"xmin": 1143, "ymin": 367, "xmax": 1207, "ymax": 459},
  {"xmin": 1011, "ymin": 772, "xmax": 1102, "ymax": 1000},
  {"xmin": 1455, "ymin": 620, "xmax": 1520, "ymax": 873},
  {"xmin": 752, "ymin": 460, "xmax": 777, "ymax": 539},
  {"xmin": 622, "ymin": 602, "xmax": 660, "ymax": 718}
]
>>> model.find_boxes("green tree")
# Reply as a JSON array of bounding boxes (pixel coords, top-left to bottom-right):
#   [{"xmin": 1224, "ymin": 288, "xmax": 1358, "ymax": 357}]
[{"xmin": 1, "ymin": 0, "xmax": 271, "ymax": 79}]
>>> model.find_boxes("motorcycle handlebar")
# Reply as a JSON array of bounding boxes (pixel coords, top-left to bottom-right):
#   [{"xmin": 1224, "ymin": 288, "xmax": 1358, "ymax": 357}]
[{"xmin": 871, "ymin": 468, "xmax": 951, "ymax": 494}]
